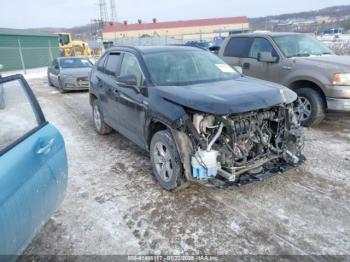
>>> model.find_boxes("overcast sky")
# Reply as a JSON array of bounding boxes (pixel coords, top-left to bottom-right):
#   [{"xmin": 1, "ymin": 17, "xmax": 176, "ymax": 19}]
[{"xmin": 1, "ymin": 0, "xmax": 349, "ymax": 29}]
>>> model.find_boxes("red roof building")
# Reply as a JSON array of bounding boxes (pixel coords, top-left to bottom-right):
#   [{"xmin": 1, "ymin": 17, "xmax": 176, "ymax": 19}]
[{"xmin": 103, "ymin": 16, "xmax": 249, "ymax": 40}]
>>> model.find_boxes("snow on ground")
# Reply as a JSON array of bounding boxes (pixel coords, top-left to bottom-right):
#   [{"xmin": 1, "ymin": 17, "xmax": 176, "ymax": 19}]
[
  {"xmin": 2, "ymin": 67, "xmax": 47, "ymax": 80},
  {"xmin": 20, "ymin": 77, "xmax": 350, "ymax": 255}
]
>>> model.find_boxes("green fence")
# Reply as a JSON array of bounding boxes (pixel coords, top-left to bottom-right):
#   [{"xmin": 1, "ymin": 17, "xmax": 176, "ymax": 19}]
[{"xmin": 0, "ymin": 34, "xmax": 60, "ymax": 72}]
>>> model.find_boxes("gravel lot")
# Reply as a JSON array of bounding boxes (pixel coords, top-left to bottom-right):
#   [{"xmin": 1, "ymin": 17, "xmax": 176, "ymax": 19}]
[{"xmin": 23, "ymin": 77, "xmax": 350, "ymax": 255}]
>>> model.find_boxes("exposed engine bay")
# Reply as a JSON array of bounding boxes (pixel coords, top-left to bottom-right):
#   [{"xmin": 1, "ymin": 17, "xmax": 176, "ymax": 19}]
[{"xmin": 189, "ymin": 102, "xmax": 304, "ymax": 184}]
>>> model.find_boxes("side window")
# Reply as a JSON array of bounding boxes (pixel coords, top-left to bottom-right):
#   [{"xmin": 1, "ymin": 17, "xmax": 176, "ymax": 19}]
[
  {"xmin": 249, "ymin": 38, "xmax": 278, "ymax": 59},
  {"xmin": 224, "ymin": 37, "xmax": 250, "ymax": 58},
  {"xmin": 97, "ymin": 54, "xmax": 108, "ymax": 72},
  {"xmin": 119, "ymin": 53, "xmax": 144, "ymax": 86},
  {"xmin": 0, "ymin": 79, "xmax": 41, "ymax": 152},
  {"xmin": 104, "ymin": 53, "xmax": 121, "ymax": 76}
]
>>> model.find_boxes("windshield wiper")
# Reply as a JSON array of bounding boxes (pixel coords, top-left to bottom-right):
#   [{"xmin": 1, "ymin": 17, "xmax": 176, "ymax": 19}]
[{"xmin": 292, "ymin": 53, "xmax": 311, "ymax": 58}]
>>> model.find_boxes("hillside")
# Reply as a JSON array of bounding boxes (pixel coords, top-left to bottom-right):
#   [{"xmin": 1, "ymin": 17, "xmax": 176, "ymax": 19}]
[{"xmin": 249, "ymin": 5, "xmax": 350, "ymax": 33}]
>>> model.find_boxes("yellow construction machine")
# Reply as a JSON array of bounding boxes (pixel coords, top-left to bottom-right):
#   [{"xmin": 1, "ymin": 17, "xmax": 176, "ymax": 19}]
[{"xmin": 58, "ymin": 33, "xmax": 91, "ymax": 57}]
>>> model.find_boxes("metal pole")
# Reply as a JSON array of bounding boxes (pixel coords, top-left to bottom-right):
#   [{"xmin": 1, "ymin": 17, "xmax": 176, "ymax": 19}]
[
  {"xmin": 18, "ymin": 39, "xmax": 26, "ymax": 74},
  {"xmin": 48, "ymin": 40, "xmax": 53, "ymax": 62}
]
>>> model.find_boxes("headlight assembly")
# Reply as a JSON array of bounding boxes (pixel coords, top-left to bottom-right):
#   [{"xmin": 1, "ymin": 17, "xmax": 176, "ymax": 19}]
[{"xmin": 332, "ymin": 73, "xmax": 350, "ymax": 86}]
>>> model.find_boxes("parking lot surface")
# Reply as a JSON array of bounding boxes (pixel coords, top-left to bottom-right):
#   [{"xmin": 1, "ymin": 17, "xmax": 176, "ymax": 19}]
[{"xmin": 24, "ymin": 77, "xmax": 350, "ymax": 255}]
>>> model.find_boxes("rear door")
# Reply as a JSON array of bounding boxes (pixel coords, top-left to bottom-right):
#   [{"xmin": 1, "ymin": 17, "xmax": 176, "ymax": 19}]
[
  {"xmin": 93, "ymin": 52, "xmax": 122, "ymax": 126},
  {"xmin": 220, "ymin": 36, "xmax": 251, "ymax": 69},
  {"xmin": 0, "ymin": 75, "xmax": 68, "ymax": 255}
]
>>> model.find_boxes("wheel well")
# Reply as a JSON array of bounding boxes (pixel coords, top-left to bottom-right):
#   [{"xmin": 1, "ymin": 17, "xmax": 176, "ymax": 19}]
[
  {"xmin": 289, "ymin": 80, "xmax": 327, "ymax": 108},
  {"xmin": 89, "ymin": 93, "xmax": 97, "ymax": 105},
  {"xmin": 147, "ymin": 121, "xmax": 168, "ymax": 147}
]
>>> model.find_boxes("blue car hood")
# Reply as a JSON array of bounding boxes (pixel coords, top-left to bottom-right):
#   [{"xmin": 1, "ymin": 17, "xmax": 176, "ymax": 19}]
[{"xmin": 154, "ymin": 76, "xmax": 297, "ymax": 115}]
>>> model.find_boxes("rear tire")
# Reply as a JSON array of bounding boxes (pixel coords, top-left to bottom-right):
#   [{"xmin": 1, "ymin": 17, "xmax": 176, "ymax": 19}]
[
  {"xmin": 150, "ymin": 130, "xmax": 188, "ymax": 191},
  {"xmin": 92, "ymin": 99, "xmax": 113, "ymax": 135},
  {"xmin": 295, "ymin": 88, "xmax": 325, "ymax": 127}
]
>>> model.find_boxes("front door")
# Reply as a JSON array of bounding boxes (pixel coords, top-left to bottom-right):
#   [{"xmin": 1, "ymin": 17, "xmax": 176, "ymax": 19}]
[
  {"xmin": 113, "ymin": 52, "xmax": 147, "ymax": 148},
  {"xmin": 0, "ymin": 75, "xmax": 68, "ymax": 255},
  {"xmin": 241, "ymin": 37, "xmax": 281, "ymax": 83}
]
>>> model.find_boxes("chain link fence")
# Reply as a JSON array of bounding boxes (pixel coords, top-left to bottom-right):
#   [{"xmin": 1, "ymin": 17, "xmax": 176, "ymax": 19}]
[{"xmin": 0, "ymin": 39, "xmax": 60, "ymax": 73}]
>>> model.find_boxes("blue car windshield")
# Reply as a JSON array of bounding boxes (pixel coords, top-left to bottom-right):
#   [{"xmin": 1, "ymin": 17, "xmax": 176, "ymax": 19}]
[
  {"xmin": 143, "ymin": 50, "xmax": 239, "ymax": 86},
  {"xmin": 60, "ymin": 58, "xmax": 93, "ymax": 69}
]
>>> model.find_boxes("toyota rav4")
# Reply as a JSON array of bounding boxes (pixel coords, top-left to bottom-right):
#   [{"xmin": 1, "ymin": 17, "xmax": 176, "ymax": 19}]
[{"xmin": 89, "ymin": 46, "xmax": 304, "ymax": 191}]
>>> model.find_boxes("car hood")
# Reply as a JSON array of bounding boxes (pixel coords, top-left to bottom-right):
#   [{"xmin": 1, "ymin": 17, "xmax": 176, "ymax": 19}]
[
  {"xmin": 296, "ymin": 55, "xmax": 350, "ymax": 71},
  {"xmin": 154, "ymin": 76, "xmax": 297, "ymax": 115},
  {"xmin": 60, "ymin": 68, "xmax": 91, "ymax": 77}
]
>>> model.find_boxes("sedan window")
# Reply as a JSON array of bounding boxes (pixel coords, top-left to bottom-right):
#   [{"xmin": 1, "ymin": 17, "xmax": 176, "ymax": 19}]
[
  {"xmin": 60, "ymin": 58, "xmax": 92, "ymax": 69},
  {"xmin": 0, "ymin": 79, "xmax": 40, "ymax": 152}
]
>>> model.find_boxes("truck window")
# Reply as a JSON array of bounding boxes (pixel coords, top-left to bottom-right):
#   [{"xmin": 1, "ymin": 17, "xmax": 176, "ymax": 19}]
[
  {"xmin": 224, "ymin": 37, "xmax": 250, "ymax": 58},
  {"xmin": 249, "ymin": 38, "xmax": 278, "ymax": 59}
]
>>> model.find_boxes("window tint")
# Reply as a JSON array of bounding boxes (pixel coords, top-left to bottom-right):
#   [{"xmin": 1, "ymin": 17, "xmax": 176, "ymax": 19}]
[
  {"xmin": 224, "ymin": 37, "xmax": 250, "ymax": 57},
  {"xmin": 0, "ymin": 79, "xmax": 40, "ymax": 151},
  {"xmin": 104, "ymin": 53, "xmax": 121, "ymax": 76},
  {"xmin": 119, "ymin": 53, "xmax": 144, "ymax": 86},
  {"xmin": 249, "ymin": 38, "xmax": 277, "ymax": 59}
]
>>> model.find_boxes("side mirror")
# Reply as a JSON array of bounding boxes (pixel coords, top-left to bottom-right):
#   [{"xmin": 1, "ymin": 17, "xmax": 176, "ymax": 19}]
[
  {"xmin": 258, "ymin": 52, "xmax": 278, "ymax": 63},
  {"xmin": 233, "ymin": 66, "xmax": 243, "ymax": 74},
  {"xmin": 117, "ymin": 74, "xmax": 140, "ymax": 93}
]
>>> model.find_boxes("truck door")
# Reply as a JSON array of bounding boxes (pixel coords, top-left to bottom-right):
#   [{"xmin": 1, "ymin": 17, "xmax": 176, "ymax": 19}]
[
  {"xmin": 220, "ymin": 36, "xmax": 251, "ymax": 69},
  {"xmin": 0, "ymin": 75, "xmax": 68, "ymax": 255},
  {"xmin": 241, "ymin": 37, "xmax": 281, "ymax": 83}
]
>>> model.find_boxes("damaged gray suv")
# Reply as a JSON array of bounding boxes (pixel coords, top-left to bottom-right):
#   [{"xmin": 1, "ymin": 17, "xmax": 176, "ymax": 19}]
[{"xmin": 89, "ymin": 46, "xmax": 304, "ymax": 191}]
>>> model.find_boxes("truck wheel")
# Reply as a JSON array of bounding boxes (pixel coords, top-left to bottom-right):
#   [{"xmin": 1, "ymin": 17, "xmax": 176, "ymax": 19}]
[
  {"xmin": 92, "ymin": 99, "xmax": 113, "ymax": 135},
  {"xmin": 296, "ymin": 88, "xmax": 325, "ymax": 127},
  {"xmin": 150, "ymin": 130, "xmax": 188, "ymax": 191}
]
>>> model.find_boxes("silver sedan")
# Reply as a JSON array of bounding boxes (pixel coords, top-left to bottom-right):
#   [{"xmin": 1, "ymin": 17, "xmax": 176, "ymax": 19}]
[{"xmin": 47, "ymin": 57, "xmax": 93, "ymax": 93}]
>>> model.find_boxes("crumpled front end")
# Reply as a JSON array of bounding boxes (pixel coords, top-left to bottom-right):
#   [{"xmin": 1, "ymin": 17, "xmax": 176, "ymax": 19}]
[{"xmin": 186, "ymin": 101, "xmax": 304, "ymax": 185}]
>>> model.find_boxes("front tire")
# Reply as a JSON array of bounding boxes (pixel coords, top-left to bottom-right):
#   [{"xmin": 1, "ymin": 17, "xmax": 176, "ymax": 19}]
[
  {"xmin": 150, "ymin": 130, "xmax": 188, "ymax": 191},
  {"xmin": 92, "ymin": 99, "xmax": 113, "ymax": 135},
  {"xmin": 47, "ymin": 74, "xmax": 54, "ymax": 87},
  {"xmin": 58, "ymin": 77, "xmax": 66, "ymax": 93},
  {"xmin": 295, "ymin": 88, "xmax": 325, "ymax": 127}
]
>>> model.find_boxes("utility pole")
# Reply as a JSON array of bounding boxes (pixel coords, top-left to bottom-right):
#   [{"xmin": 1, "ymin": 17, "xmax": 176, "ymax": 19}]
[
  {"xmin": 98, "ymin": 0, "xmax": 109, "ymax": 25},
  {"xmin": 110, "ymin": 0, "xmax": 117, "ymax": 23}
]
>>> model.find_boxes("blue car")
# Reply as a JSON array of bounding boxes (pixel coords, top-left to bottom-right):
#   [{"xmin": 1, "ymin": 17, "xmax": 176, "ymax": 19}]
[{"xmin": 0, "ymin": 74, "xmax": 68, "ymax": 256}]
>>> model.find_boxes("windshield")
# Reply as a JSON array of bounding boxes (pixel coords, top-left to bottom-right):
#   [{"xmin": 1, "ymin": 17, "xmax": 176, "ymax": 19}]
[
  {"xmin": 273, "ymin": 35, "xmax": 333, "ymax": 58},
  {"xmin": 143, "ymin": 50, "xmax": 239, "ymax": 86},
  {"xmin": 59, "ymin": 58, "xmax": 93, "ymax": 69}
]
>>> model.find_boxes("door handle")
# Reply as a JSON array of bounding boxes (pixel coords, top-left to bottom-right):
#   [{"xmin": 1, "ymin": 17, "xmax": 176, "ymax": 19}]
[
  {"xmin": 96, "ymin": 77, "xmax": 103, "ymax": 88},
  {"xmin": 242, "ymin": 62, "xmax": 250, "ymax": 70},
  {"xmin": 36, "ymin": 138, "xmax": 55, "ymax": 155}
]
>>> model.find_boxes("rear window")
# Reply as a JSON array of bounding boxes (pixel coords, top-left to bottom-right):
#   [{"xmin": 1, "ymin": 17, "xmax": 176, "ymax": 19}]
[
  {"xmin": 224, "ymin": 37, "xmax": 250, "ymax": 58},
  {"xmin": 104, "ymin": 53, "xmax": 121, "ymax": 76}
]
